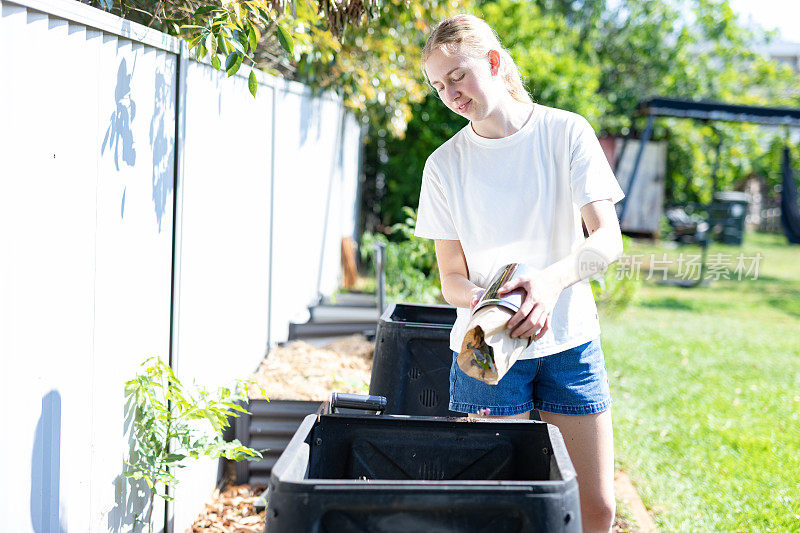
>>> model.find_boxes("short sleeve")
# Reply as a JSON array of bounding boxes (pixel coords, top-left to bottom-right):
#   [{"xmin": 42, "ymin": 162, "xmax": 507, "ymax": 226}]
[
  {"xmin": 569, "ymin": 117, "xmax": 625, "ymax": 208},
  {"xmin": 414, "ymin": 159, "xmax": 459, "ymax": 240}
]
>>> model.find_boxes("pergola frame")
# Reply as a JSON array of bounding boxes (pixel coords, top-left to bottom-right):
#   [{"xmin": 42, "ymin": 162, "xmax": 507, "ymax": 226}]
[{"xmin": 618, "ymin": 97, "xmax": 800, "ymax": 240}]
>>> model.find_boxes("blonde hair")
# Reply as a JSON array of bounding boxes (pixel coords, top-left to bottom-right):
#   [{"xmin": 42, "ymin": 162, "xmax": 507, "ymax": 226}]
[{"xmin": 422, "ymin": 14, "xmax": 532, "ymax": 105}]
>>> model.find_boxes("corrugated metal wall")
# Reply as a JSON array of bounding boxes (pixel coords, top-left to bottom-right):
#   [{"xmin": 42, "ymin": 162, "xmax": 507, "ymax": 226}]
[{"xmin": 0, "ymin": 0, "xmax": 362, "ymax": 530}]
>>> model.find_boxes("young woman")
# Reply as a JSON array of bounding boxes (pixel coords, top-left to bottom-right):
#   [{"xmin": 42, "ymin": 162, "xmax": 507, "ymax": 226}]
[{"xmin": 414, "ymin": 14, "xmax": 625, "ymax": 533}]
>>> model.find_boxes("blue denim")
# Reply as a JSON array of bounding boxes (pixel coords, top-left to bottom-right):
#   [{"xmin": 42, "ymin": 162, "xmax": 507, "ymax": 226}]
[{"xmin": 450, "ymin": 338, "xmax": 612, "ymax": 416}]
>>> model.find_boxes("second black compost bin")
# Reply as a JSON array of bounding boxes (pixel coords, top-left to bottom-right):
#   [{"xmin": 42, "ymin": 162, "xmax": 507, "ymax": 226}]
[
  {"xmin": 369, "ymin": 303, "xmax": 460, "ymax": 416},
  {"xmin": 265, "ymin": 411, "xmax": 581, "ymax": 533}
]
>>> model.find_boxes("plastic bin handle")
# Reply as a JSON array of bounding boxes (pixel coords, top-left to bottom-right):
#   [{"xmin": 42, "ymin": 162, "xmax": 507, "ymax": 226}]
[{"xmin": 330, "ymin": 392, "xmax": 387, "ymax": 413}]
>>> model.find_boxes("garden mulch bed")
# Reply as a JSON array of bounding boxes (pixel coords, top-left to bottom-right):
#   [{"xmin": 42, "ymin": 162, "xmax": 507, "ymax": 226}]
[
  {"xmin": 188, "ymin": 484, "xmax": 266, "ymax": 533},
  {"xmin": 247, "ymin": 335, "xmax": 374, "ymax": 401},
  {"xmin": 189, "ymin": 335, "xmax": 655, "ymax": 532}
]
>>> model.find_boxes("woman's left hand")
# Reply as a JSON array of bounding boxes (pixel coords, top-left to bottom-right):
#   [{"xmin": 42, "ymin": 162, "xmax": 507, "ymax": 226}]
[{"xmin": 498, "ymin": 271, "xmax": 563, "ymax": 341}]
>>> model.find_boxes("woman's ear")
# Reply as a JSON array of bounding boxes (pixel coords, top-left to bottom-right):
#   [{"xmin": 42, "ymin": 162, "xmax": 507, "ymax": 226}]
[{"xmin": 488, "ymin": 50, "xmax": 501, "ymax": 76}]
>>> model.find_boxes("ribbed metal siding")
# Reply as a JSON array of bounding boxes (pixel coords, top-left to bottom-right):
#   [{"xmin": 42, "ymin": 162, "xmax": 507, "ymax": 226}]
[{"xmin": 236, "ymin": 400, "xmax": 322, "ymax": 485}]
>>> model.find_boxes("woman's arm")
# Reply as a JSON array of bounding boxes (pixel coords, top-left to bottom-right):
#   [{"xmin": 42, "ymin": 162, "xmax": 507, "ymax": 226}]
[
  {"xmin": 434, "ymin": 239, "xmax": 485, "ymax": 308},
  {"xmin": 499, "ymin": 199, "xmax": 624, "ymax": 339}
]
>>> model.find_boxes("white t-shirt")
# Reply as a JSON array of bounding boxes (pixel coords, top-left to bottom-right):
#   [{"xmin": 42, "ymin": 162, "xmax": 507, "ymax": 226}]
[{"xmin": 414, "ymin": 103, "xmax": 625, "ymax": 358}]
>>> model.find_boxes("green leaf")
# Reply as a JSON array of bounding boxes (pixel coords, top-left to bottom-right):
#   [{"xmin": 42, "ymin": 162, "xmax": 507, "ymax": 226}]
[
  {"xmin": 276, "ymin": 24, "xmax": 294, "ymax": 55},
  {"xmin": 205, "ymin": 410, "xmax": 222, "ymax": 431},
  {"xmin": 225, "ymin": 53, "xmax": 243, "ymax": 77},
  {"xmin": 187, "ymin": 34, "xmax": 204, "ymax": 51},
  {"xmin": 229, "ymin": 37, "xmax": 245, "ymax": 55},
  {"xmin": 206, "ymin": 33, "xmax": 217, "ymax": 60},
  {"xmin": 217, "ymin": 34, "xmax": 228, "ymax": 55},
  {"xmin": 211, "ymin": 55, "xmax": 221, "ymax": 70},
  {"xmin": 224, "ymin": 52, "xmax": 238, "ymax": 73},
  {"xmin": 248, "ymin": 70, "xmax": 258, "ymax": 97},
  {"xmin": 193, "ymin": 5, "xmax": 216, "ymax": 17},
  {"xmin": 248, "ymin": 25, "xmax": 257, "ymax": 53},
  {"xmin": 164, "ymin": 453, "xmax": 186, "ymax": 463}
]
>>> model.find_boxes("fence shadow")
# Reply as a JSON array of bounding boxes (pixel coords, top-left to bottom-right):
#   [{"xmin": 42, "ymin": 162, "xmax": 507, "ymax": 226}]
[
  {"xmin": 150, "ymin": 69, "xmax": 174, "ymax": 233},
  {"xmin": 102, "ymin": 57, "xmax": 137, "ymax": 172},
  {"xmin": 30, "ymin": 390, "xmax": 66, "ymax": 533},
  {"xmin": 106, "ymin": 390, "xmax": 152, "ymax": 533}
]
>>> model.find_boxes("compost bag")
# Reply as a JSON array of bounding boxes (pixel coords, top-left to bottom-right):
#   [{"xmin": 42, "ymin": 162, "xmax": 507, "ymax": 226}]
[{"xmin": 457, "ymin": 263, "xmax": 533, "ymax": 385}]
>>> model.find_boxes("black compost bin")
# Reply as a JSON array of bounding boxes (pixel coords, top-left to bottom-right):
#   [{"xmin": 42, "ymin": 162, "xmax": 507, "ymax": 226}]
[
  {"xmin": 265, "ymin": 412, "xmax": 580, "ymax": 533},
  {"xmin": 369, "ymin": 303, "xmax": 460, "ymax": 416},
  {"xmin": 709, "ymin": 191, "xmax": 749, "ymax": 245}
]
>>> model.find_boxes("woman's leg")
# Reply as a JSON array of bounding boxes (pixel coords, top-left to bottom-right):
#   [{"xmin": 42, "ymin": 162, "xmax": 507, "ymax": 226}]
[{"xmin": 539, "ymin": 409, "xmax": 615, "ymax": 533}]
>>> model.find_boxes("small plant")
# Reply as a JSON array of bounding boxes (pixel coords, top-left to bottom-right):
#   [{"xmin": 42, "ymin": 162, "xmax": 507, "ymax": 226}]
[
  {"xmin": 360, "ymin": 207, "xmax": 443, "ymax": 304},
  {"xmin": 124, "ymin": 357, "xmax": 265, "ymax": 533}
]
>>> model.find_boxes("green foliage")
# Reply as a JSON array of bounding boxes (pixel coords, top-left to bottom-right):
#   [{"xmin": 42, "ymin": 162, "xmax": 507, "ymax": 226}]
[
  {"xmin": 370, "ymin": 95, "xmax": 467, "ymax": 231},
  {"xmin": 368, "ymin": 0, "xmax": 800, "ymax": 228},
  {"xmin": 551, "ymin": 0, "xmax": 798, "ymax": 204},
  {"xmin": 479, "ymin": 0, "xmax": 605, "ymax": 121},
  {"xmin": 360, "ymin": 207, "xmax": 443, "ymax": 304},
  {"xmin": 124, "ymin": 357, "xmax": 265, "ymax": 533},
  {"xmin": 87, "ymin": 0, "xmax": 381, "ymax": 99},
  {"xmin": 287, "ymin": 0, "xmax": 470, "ymax": 136}
]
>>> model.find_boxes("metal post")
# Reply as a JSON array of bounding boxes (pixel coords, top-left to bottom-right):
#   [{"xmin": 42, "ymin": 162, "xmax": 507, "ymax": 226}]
[
  {"xmin": 165, "ymin": 40, "xmax": 188, "ymax": 533},
  {"xmin": 374, "ymin": 241, "xmax": 386, "ymax": 314},
  {"xmin": 619, "ymin": 114, "xmax": 655, "ymax": 226},
  {"xmin": 710, "ymin": 130, "xmax": 723, "ymax": 199}
]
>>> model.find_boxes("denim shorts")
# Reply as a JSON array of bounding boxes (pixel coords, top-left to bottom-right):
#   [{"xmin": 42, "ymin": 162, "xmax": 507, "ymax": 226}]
[{"xmin": 450, "ymin": 338, "xmax": 612, "ymax": 416}]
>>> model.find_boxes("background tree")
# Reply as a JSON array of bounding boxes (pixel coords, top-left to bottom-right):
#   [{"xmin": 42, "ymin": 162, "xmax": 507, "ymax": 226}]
[{"xmin": 365, "ymin": 0, "xmax": 799, "ymax": 229}]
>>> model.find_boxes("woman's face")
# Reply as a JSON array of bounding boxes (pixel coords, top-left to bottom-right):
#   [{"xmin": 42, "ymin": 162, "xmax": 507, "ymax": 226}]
[{"xmin": 424, "ymin": 47, "xmax": 504, "ymax": 121}]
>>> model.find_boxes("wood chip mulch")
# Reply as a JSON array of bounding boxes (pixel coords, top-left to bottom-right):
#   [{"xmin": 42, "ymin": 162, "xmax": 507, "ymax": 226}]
[
  {"xmin": 247, "ymin": 334, "xmax": 374, "ymax": 401},
  {"xmin": 188, "ymin": 484, "xmax": 266, "ymax": 533}
]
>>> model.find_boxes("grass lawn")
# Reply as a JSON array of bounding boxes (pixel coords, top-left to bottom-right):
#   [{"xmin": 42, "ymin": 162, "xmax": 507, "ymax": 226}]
[{"xmin": 601, "ymin": 232, "xmax": 800, "ymax": 531}]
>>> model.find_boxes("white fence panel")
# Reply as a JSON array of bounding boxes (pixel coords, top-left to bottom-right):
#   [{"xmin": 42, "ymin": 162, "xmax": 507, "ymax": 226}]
[
  {"xmin": 90, "ymin": 38, "xmax": 176, "ymax": 533},
  {"xmin": 0, "ymin": 6, "xmax": 100, "ymax": 532},
  {"xmin": 0, "ymin": 2, "xmax": 175, "ymax": 531},
  {"xmin": 171, "ymin": 59, "xmax": 274, "ymax": 529},
  {"xmin": 269, "ymin": 84, "xmax": 356, "ymax": 343},
  {"xmin": 340, "ymin": 114, "xmax": 363, "ymax": 241}
]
